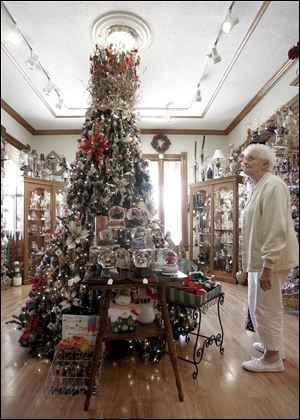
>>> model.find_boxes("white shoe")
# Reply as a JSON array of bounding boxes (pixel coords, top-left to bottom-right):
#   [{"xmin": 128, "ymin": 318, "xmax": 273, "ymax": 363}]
[
  {"xmin": 242, "ymin": 357, "xmax": 284, "ymax": 372},
  {"xmin": 252, "ymin": 342, "xmax": 285, "ymax": 359}
]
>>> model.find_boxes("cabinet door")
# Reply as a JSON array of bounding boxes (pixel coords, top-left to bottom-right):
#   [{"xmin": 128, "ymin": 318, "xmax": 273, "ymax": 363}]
[
  {"xmin": 190, "ymin": 187, "xmax": 212, "ymax": 274},
  {"xmin": 213, "ymin": 183, "xmax": 234, "ymax": 276},
  {"xmin": 24, "ymin": 183, "xmax": 53, "ymax": 281},
  {"xmin": 54, "ymin": 185, "xmax": 67, "ymax": 227}
]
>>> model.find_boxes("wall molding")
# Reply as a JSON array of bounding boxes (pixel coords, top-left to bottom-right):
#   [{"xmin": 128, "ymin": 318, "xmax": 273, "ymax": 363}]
[
  {"xmin": 225, "ymin": 59, "xmax": 297, "ymax": 134},
  {"xmin": 1, "ymin": 124, "xmax": 30, "ymax": 150},
  {"xmin": 140, "ymin": 129, "xmax": 226, "ymax": 135},
  {"xmin": 1, "ymin": 99, "xmax": 35, "ymax": 134}
]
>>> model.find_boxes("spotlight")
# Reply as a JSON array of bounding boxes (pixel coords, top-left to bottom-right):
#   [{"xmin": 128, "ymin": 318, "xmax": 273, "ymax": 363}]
[
  {"xmin": 222, "ymin": 15, "xmax": 239, "ymax": 33},
  {"xmin": 55, "ymin": 98, "xmax": 64, "ymax": 109},
  {"xmin": 43, "ymin": 81, "xmax": 56, "ymax": 96},
  {"xmin": 7, "ymin": 25, "xmax": 22, "ymax": 44},
  {"xmin": 195, "ymin": 87, "xmax": 202, "ymax": 102},
  {"xmin": 211, "ymin": 47, "xmax": 221, "ymax": 64},
  {"xmin": 25, "ymin": 51, "xmax": 39, "ymax": 70}
]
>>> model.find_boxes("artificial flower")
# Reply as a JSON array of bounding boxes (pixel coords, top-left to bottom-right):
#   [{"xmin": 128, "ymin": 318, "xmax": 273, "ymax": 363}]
[{"xmin": 65, "ymin": 221, "xmax": 90, "ymax": 249}]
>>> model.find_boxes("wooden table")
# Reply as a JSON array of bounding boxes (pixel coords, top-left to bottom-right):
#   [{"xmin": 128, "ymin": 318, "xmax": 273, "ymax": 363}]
[{"xmin": 83, "ymin": 270, "xmax": 187, "ymax": 411}]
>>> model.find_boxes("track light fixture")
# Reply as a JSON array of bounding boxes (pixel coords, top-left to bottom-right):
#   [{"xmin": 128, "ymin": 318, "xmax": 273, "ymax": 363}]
[
  {"xmin": 7, "ymin": 24, "xmax": 23, "ymax": 45},
  {"xmin": 192, "ymin": 1, "xmax": 238, "ymax": 105},
  {"xmin": 222, "ymin": 15, "xmax": 239, "ymax": 33},
  {"xmin": 222, "ymin": 2, "xmax": 239, "ymax": 33},
  {"xmin": 55, "ymin": 97, "xmax": 65, "ymax": 109},
  {"xmin": 43, "ymin": 81, "xmax": 56, "ymax": 96},
  {"xmin": 2, "ymin": 2, "xmax": 66, "ymax": 112},
  {"xmin": 210, "ymin": 47, "xmax": 221, "ymax": 64},
  {"xmin": 25, "ymin": 50, "xmax": 39, "ymax": 70},
  {"xmin": 195, "ymin": 86, "xmax": 202, "ymax": 102}
]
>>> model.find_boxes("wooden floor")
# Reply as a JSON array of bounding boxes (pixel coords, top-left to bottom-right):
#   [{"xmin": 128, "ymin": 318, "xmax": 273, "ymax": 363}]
[{"xmin": 1, "ymin": 283, "xmax": 299, "ymax": 419}]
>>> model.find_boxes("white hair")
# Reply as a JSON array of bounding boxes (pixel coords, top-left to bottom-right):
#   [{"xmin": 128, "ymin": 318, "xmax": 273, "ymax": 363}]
[{"xmin": 243, "ymin": 144, "xmax": 276, "ymax": 171}]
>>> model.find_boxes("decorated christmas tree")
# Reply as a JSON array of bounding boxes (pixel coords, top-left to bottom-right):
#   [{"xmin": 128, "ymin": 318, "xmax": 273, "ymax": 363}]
[{"xmin": 8, "ymin": 44, "xmax": 163, "ymax": 358}]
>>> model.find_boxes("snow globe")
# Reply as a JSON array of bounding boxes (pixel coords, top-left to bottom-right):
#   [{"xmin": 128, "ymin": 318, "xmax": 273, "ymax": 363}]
[
  {"xmin": 152, "ymin": 248, "xmax": 168, "ymax": 272},
  {"xmin": 131, "ymin": 226, "xmax": 148, "ymax": 250},
  {"xmin": 161, "ymin": 249, "xmax": 179, "ymax": 275},
  {"xmin": 97, "ymin": 248, "xmax": 118, "ymax": 278},
  {"xmin": 132, "ymin": 248, "xmax": 154, "ymax": 278},
  {"xmin": 107, "ymin": 206, "xmax": 126, "ymax": 228},
  {"xmin": 116, "ymin": 248, "xmax": 130, "ymax": 269},
  {"xmin": 98, "ymin": 228, "xmax": 114, "ymax": 245}
]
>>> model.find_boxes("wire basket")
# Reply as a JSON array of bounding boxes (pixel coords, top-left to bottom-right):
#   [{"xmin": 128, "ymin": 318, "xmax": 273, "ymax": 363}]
[
  {"xmin": 44, "ymin": 347, "xmax": 103, "ymax": 397},
  {"xmin": 282, "ymin": 292, "xmax": 299, "ymax": 309}
]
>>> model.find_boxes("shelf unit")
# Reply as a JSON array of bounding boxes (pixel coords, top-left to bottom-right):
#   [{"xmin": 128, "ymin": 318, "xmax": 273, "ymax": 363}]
[
  {"xmin": 23, "ymin": 176, "xmax": 67, "ymax": 284},
  {"xmin": 189, "ymin": 175, "xmax": 244, "ymax": 283}
]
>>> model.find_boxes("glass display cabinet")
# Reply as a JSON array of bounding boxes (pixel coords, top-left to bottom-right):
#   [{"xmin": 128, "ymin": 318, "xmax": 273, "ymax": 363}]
[
  {"xmin": 189, "ymin": 175, "xmax": 243, "ymax": 283},
  {"xmin": 23, "ymin": 176, "xmax": 67, "ymax": 284}
]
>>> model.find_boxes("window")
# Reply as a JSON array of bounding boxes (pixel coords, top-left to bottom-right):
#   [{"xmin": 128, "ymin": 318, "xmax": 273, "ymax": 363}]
[{"xmin": 143, "ymin": 153, "xmax": 188, "ymax": 248}]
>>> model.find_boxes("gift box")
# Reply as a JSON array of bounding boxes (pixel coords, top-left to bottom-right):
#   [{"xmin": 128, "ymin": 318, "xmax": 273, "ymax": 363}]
[{"xmin": 166, "ymin": 282, "xmax": 222, "ymax": 307}]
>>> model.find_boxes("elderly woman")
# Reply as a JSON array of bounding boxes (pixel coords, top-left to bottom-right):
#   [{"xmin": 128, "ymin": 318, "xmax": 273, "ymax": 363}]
[{"xmin": 240, "ymin": 144, "xmax": 298, "ymax": 372}]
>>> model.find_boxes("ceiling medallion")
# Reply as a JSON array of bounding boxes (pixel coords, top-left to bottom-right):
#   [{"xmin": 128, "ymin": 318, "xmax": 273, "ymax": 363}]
[{"xmin": 92, "ymin": 12, "xmax": 151, "ymax": 53}]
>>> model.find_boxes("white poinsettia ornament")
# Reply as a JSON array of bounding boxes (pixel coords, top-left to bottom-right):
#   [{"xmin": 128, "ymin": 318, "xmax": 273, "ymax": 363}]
[{"xmin": 65, "ymin": 220, "xmax": 90, "ymax": 249}]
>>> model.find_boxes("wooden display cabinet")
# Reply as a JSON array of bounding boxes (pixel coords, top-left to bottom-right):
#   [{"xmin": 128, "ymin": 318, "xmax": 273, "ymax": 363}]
[
  {"xmin": 23, "ymin": 176, "xmax": 67, "ymax": 284},
  {"xmin": 189, "ymin": 175, "xmax": 244, "ymax": 283}
]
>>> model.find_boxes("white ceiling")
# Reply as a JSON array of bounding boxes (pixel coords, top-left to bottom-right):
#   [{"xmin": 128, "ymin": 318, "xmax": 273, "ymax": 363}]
[{"xmin": 1, "ymin": 1, "xmax": 299, "ymax": 132}]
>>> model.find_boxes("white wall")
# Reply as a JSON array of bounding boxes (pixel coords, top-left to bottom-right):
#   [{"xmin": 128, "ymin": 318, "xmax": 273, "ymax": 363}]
[
  {"xmin": 228, "ymin": 62, "xmax": 299, "ymax": 148},
  {"xmin": 141, "ymin": 134, "xmax": 228, "ymax": 185},
  {"xmin": 31, "ymin": 134, "xmax": 79, "ymax": 164},
  {"xmin": 1, "ymin": 109, "xmax": 33, "ymax": 147}
]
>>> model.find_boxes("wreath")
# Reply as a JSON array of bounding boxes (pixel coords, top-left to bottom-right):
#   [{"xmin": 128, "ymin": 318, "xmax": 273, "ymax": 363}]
[
  {"xmin": 151, "ymin": 134, "xmax": 171, "ymax": 154},
  {"xmin": 288, "ymin": 42, "xmax": 299, "ymax": 60}
]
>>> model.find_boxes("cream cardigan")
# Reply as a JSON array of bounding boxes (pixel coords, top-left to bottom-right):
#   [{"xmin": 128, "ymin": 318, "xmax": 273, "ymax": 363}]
[{"xmin": 241, "ymin": 172, "xmax": 299, "ymax": 272}]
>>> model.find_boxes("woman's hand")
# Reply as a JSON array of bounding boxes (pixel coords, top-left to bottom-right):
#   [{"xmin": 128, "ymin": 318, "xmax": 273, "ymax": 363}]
[{"xmin": 258, "ymin": 267, "xmax": 272, "ymax": 291}]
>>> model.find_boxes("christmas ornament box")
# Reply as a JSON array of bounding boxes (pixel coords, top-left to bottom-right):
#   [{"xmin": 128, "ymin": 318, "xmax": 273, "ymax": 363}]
[{"xmin": 166, "ymin": 283, "xmax": 222, "ymax": 307}]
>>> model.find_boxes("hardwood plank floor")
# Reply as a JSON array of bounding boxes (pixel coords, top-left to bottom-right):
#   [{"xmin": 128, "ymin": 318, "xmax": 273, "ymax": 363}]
[{"xmin": 1, "ymin": 283, "xmax": 299, "ymax": 419}]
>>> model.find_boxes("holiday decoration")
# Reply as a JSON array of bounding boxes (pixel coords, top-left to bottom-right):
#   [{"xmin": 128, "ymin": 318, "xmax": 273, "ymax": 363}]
[
  {"xmin": 151, "ymin": 134, "xmax": 171, "ymax": 154},
  {"xmin": 7, "ymin": 44, "xmax": 166, "ymax": 361},
  {"xmin": 288, "ymin": 41, "xmax": 299, "ymax": 60}
]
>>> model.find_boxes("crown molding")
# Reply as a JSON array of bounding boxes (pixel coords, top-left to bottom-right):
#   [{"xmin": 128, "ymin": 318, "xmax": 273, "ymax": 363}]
[
  {"xmin": 225, "ymin": 59, "xmax": 297, "ymax": 134},
  {"xmin": 34, "ymin": 129, "xmax": 81, "ymax": 135},
  {"xmin": 1, "ymin": 99, "xmax": 35, "ymax": 134},
  {"xmin": 1, "ymin": 124, "xmax": 30, "ymax": 150},
  {"xmin": 140, "ymin": 129, "xmax": 226, "ymax": 135}
]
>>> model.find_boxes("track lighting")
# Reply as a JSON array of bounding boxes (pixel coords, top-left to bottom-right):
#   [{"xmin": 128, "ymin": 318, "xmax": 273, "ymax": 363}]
[
  {"xmin": 43, "ymin": 81, "xmax": 56, "ymax": 96},
  {"xmin": 210, "ymin": 47, "xmax": 221, "ymax": 64},
  {"xmin": 55, "ymin": 97, "xmax": 64, "ymax": 109},
  {"xmin": 222, "ymin": 12, "xmax": 239, "ymax": 33},
  {"xmin": 192, "ymin": 1, "xmax": 238, "ymax": 106},
  {"xmin": 195, "ymin": 87, "xmax": 202, "ymax": 102},
  {"xmin": 25, "ymin": 50, "xmax": 39, "ymax": 70},
  {"xmin": 2, "ymin": 2, "xmax": 66, "ymax": 112},
  {"xmin": 7, "ymin": 24, "xmax": 22, "ymax": 44}
]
